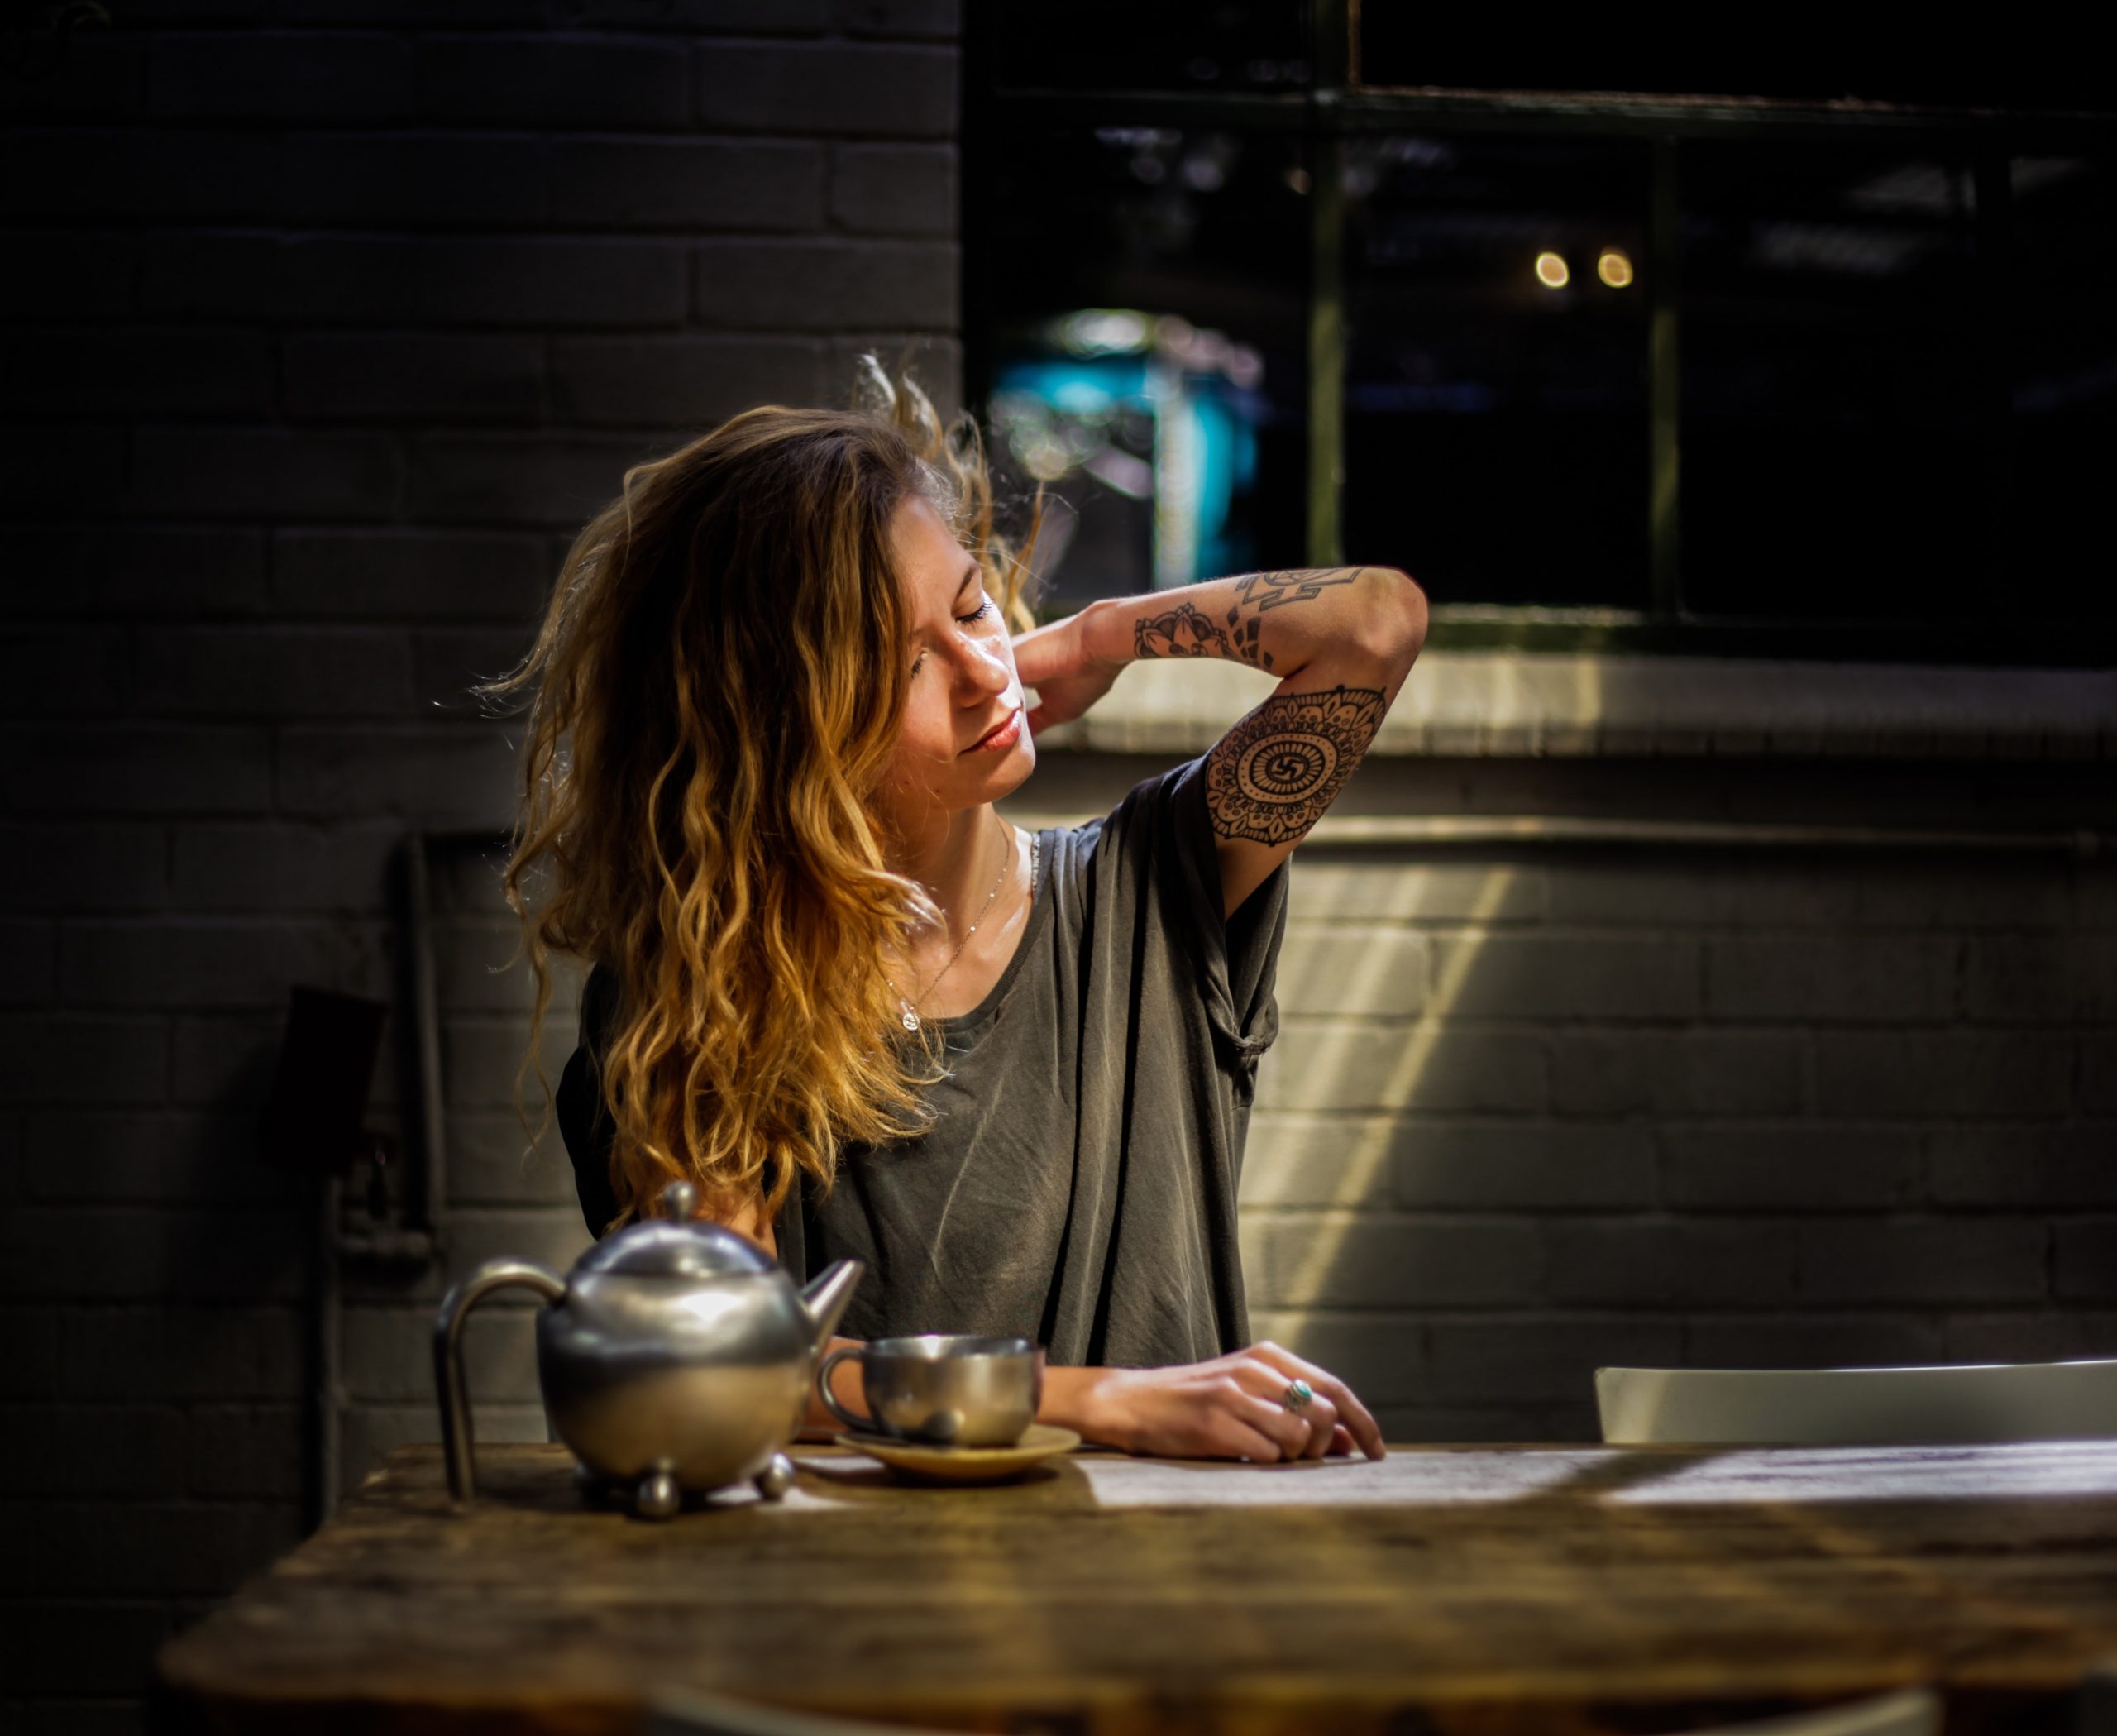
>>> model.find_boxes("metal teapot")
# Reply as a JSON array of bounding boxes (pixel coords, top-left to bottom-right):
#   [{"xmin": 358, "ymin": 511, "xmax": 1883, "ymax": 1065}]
[{"xmin": 434, "ymin": 1179, "xmax": 864, "ymax": 1518}]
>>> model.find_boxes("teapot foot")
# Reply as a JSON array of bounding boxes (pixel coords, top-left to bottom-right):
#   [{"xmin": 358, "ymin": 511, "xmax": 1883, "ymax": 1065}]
[
  {"xmin": 754, "ymin": 1451, "xmax": 796, "ymax": 1502},
  {"xmin": 635, "ymin": 1467, "xmax": 681, "ymax": 1520}
]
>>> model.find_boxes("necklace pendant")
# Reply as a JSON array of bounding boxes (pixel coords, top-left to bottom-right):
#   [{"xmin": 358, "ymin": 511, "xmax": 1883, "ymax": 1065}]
[{"xmin": 898, "ymin": 1001, "xmax": 921, "ymax": 1033}]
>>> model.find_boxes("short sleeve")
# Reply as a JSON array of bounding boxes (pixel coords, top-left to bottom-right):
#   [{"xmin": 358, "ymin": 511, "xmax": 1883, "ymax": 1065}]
[
  {"xmin": 555, "ymin": 964, "xmax": 622, "ymax": 1239},
  {"xmin": 1115, "ymin": 750, "xmax": 1292, "ymax": 1064}
]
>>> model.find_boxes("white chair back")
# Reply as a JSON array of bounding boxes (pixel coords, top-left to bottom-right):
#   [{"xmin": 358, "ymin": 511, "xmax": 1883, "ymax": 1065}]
[
  {"xmin": 1598, "ymin": 1359, "xmax": 2117, "ymax": 1446},
  {"xmin": 2077, "ymin": 1662, "xmax": 2117, "ymax": 1736},
  {"xmin": 648, "ymin": 1688, "xmax": 959, "ymax": 1736},
  {"xmin": 649, "ymin": 1685, "xmax": 1945, "ymax": 1736},
  {"xmin": 1678, "ymin": 1689, "xmax": 1941, "ymax": 1736}
]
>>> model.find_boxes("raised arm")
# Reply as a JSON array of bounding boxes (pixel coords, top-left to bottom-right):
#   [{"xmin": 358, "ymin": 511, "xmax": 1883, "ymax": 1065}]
[{"xmin": 1074, "ymin": 567, "xmax": 1427, "ymax": 919}]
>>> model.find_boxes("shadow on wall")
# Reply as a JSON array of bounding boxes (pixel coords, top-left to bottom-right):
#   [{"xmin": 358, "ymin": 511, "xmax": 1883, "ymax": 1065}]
[{"xmin": 330, "ymin": 837, "xmax": 590, "ymax": 1506}]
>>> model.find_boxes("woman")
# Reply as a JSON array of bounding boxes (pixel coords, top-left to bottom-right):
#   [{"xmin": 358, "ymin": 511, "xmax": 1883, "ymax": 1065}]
[{"xmin": 492, "ymin": 361, "xmax": 1426, "ymax": 1465}]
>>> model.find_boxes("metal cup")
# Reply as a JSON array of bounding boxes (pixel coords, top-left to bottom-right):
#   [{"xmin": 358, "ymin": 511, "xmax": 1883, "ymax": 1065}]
[{"xmin": 815, "ymin": 1333, "xmax": 1044, "ymax": 1447}]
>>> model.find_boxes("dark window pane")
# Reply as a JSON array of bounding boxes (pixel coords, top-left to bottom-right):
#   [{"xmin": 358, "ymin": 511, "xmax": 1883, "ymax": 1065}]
[
  {"xmin": 1356, "ymin": 20, "xmax": 2116, "ymax": 111},
  {"xmin": 2012, "ymin": 152, "xmax": 2116, "ymax": 615},
  {"xmin": 996, "ymin": 2, "xmax": 1311, "ymax": 94},
  {"xmin": 1680, "ymin": 139, "xmax": 1986, "ymax": 619},
  {"xmin": 983, "ymin": 129, "xmax": 1309, "ymax": 612},
  {"xmin": 1342, "ymin": 134, "xmax": 1651, "ymax": 606}
]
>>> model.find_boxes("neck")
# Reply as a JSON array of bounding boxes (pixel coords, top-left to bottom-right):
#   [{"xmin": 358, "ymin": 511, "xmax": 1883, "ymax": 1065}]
[{"xmin": 884, "ymin": 803, "xmax": 1005, "ymax": 942}]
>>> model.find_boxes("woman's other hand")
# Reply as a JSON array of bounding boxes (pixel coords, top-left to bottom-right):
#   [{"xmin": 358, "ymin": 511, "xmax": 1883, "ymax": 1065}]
[
  {"xmin": 1010, "ymin": 603, "xmax": 1126, "ymax": 734},
  {"xmin": 1061, "ymin": 1341, "xmax": 1388, "ymax": 1462}
]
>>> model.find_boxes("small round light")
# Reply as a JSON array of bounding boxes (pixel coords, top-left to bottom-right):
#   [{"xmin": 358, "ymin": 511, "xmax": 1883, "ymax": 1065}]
[
  {"xmin": 1598, "ymin": 248, "xmax": 1635, "ymax": 288},
  {"xmin": 1535, "ymin": 251, "xmax": 1570, "ymax": 289}
]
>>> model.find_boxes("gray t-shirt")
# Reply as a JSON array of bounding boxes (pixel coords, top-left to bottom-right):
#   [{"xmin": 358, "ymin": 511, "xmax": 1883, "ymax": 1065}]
[{"xmin": 557, "ymin": 749, "xmax": 1290, "ymax": 1370}]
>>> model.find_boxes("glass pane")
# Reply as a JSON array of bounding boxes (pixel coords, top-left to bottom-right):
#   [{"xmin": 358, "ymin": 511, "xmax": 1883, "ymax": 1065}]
[
  {"xmin": 996, "ymin": 2, "xmax": 1311, "ymax": 94},
  {"xmin": 1341, "ymin": 134, "xmax": 1652, "ymax": 606},
  {"xmin": 1679, "ymin": 139, "xmax": 1986, "ymax": 619},
  {"xmin": 983, "ymin": 127, "xmax": 1310, "ymax": 615},
  {"xmin": 1356, "ymin": 20, "xmax": 2115, "ymax": 110},
  {"xmin": 2011, "ymin": 152, "xmax": 2116, "ymax": 616}
]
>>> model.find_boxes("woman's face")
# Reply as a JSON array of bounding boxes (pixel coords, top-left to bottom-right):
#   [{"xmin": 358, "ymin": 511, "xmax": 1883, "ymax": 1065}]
[{"xmin": 877, "ymin": 494, "xmax": 1035, "ymax": 824}]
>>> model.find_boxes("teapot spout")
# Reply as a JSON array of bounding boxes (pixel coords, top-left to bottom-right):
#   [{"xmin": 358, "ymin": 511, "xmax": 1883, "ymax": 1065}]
[{"xmin": 799, "ymin": 1257, "xmax": 865, "ymax": 1355}]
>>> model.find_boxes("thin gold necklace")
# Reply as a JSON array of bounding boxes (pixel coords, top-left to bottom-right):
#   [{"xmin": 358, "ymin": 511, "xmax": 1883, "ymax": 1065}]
[{"xmin": 886, "ymin": 812, "xmax": 1018, "ymax": 1034}]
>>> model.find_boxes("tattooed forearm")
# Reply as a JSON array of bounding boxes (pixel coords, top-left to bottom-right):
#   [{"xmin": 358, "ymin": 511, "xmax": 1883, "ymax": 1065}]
[
  {"xmin": 1205, "ymin": 684, "xmax": 1388, "ymax": 848},
  {"xmin": 1122, "ymin": 567, "xmax": 1376, "ymax": 676},
  {"xmin": 1231, "ymin": 568, "xmax": 1363, "ymax": 615},
  {"xmin": 1134, "ymin": 600, "xmax": 1237, "ymax": 661}
]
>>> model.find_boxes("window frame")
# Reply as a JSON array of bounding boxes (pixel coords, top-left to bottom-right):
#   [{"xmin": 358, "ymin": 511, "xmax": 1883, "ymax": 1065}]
[{"xmin": 962, "ymin": 0, "xmax": 2117, "ymax": 666}]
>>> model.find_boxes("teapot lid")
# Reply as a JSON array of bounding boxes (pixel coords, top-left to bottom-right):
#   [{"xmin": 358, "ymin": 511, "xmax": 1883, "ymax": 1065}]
[{"xmin": 572, "ymin": 1179, "xmax": 777, "ymax": 1281}]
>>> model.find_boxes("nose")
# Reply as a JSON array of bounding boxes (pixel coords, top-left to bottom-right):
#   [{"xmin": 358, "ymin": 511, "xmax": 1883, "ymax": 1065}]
[{"xmin": 953, "ymin": 629, "xmax": 1013, "ymax": 700}]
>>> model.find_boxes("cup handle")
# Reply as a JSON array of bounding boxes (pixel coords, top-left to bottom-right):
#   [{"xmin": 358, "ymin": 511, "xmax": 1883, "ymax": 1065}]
[{"xmin": 815, "ymin": 1343, "xmax": 868, "ymax": 1433}]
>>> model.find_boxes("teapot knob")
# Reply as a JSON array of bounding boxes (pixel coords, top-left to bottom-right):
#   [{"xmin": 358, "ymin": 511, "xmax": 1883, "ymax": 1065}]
[{"xmin": 658, "ymin": 1179, "xmax": 698, "ymax": 1222}]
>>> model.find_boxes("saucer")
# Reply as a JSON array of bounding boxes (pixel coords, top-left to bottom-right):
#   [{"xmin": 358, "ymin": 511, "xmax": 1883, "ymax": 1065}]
[{"xmin": 834, "ymin": 1423, "xmax": 1082, "ymax": 1484}]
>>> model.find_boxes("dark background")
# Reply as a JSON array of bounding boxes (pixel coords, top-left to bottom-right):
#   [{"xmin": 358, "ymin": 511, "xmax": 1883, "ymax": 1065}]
[{"xmin": 3, "ymin": 3, "xmax": 2115, "ymax": 1729}]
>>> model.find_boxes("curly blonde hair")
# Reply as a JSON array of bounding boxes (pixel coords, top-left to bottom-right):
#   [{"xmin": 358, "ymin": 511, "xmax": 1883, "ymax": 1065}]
[{"xmin": 483, "ymin": 360, "xmax": 1044, "ymax": 1233}]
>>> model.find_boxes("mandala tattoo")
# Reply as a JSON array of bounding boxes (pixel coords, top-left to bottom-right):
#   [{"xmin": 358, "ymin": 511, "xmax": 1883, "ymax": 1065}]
[
  {"xmin": 1205, "ymin": 684, "xmax": 1388, "ymax": 847},
  {"xmin": 1134, "ymin": 600, "xmax": 1235, "ymax": 661}
]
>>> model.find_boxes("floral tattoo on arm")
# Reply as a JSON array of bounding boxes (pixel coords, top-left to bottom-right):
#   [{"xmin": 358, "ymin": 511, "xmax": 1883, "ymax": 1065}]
[
  {"xmin": 1133, "ymin": 600, "xmax": 1236, "ymax": 661},
  {"xmin": 1131, "ymin": 567, "xmax": 1365, "ymax": 674},
  {"xmin": 1205, "ymin": 684, "xmax": 1388, "ymax": 847}
]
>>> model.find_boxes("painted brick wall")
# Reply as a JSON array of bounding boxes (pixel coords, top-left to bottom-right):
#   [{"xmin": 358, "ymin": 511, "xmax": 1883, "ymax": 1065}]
[
  {"xmin": 5, "ymin": 4, "xmax": 2115, "ymax": 1730},
  {"xmin": 401, "ymin": 774, "xmax": 2117, "ymax": 1490},
  {"xmin": 1248, "ymin": 836, "xmax": 2117, "ymax": 1442},
  {"xmin": 0, "ymin": 2, "xmax": 960, "ymax": 1727}
]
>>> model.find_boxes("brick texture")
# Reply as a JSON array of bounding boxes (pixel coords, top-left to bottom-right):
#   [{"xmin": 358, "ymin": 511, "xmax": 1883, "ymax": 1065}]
[
  {"xmin": 8, "ymin": 7, "xmax": 2115, "ymax": 1731},
  {"xmin": 2, "ymin": 14, "xmax": 965, "ymax": 1729},
  {"xmin": 1240, "ymin": 841, "xmax": 2112, "ymax": 1464}
]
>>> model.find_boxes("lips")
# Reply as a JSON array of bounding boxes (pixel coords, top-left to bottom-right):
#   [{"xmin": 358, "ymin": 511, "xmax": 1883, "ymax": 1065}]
[{"xmin": 964, "ymin": 708, "xmax": 1023, "ymax": 754}]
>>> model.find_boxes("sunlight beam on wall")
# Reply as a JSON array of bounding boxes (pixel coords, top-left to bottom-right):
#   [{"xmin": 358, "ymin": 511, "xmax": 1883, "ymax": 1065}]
[{"xmin": 1275, "ymin": 866, "xmax": 1524, "ymax": 1310}]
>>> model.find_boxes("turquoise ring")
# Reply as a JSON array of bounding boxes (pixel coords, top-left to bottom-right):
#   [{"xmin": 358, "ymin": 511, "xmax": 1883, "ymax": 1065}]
[{"xmin": 1281, "ymin": 1378, "xmax": 1314, "ymax": 1413}]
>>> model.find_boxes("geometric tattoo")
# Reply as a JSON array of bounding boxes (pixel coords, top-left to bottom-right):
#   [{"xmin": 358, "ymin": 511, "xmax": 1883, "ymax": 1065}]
[
  {"xmin": 1231, "ymin": 569, "xmax": 1361, "ymax": 615},
  {"xmin": 1204, "ymin": 684, "xmax": 1388, "ymax": 847},
  {"xmin": 1131, "ymin": 569, "xmax": 1367, "ymax": 676}
]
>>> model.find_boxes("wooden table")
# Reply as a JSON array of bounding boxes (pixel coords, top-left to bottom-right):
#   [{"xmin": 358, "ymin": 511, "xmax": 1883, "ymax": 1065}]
[{"xmin": 156, "ymin": 1438, "xmax": 2117, "ymax": 1736}]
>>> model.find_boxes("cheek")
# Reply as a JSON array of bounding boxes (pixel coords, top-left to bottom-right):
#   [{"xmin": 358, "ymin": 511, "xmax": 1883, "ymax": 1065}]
[{"xmin": 885, "ymin": 684, "xmax": 953, "ymax": 776}]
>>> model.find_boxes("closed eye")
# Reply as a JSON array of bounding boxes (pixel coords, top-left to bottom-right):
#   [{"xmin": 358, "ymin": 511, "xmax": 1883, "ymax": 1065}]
[{"xmin": 910, "ymin": 598, "xmax": 996, "ymax": 674}]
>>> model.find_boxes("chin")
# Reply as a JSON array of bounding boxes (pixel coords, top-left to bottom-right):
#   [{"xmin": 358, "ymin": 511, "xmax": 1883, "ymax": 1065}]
[
  {"xmin": 1001, "ymin": 740, "xmax": 1038, "ymax": 787},
  {"xmin": 977, "ymin": 734, "xmax": 1035, "ymax": 796}
]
